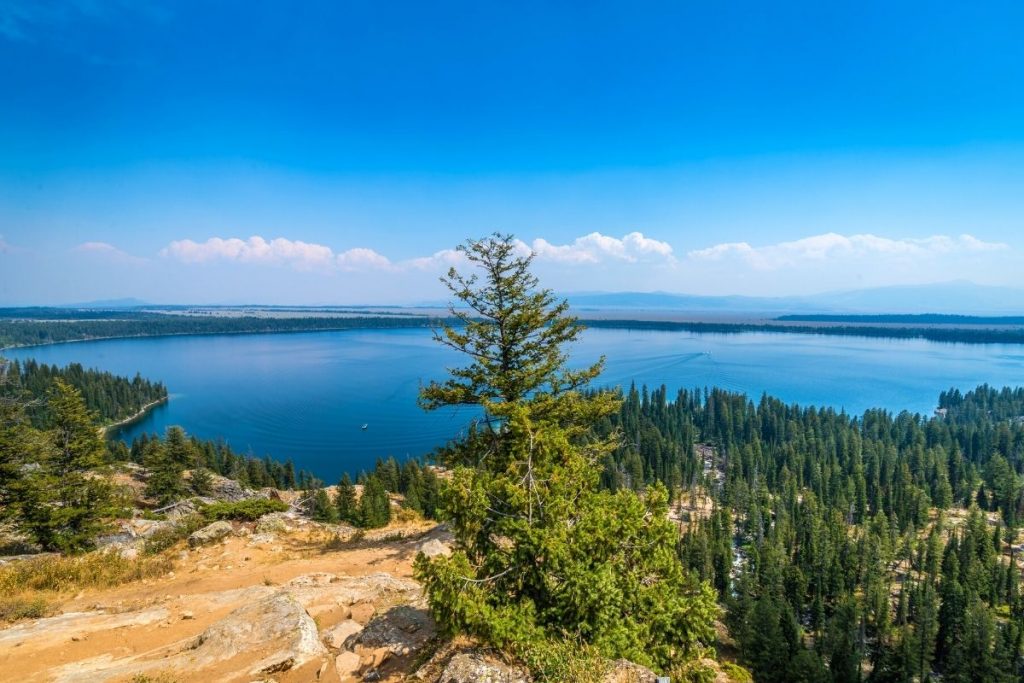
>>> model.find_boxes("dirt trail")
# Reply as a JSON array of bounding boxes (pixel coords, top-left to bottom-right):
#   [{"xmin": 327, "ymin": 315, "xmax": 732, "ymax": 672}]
[{"xmin": 0, "ymin": 520, "xmax": 441, "ymax": 683}]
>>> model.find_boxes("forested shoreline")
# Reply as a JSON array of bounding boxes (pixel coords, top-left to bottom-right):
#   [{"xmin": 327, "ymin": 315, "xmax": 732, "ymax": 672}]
[
  {"xmin": 0, "ymin": 358, "xmax": 167, "ymax": 428},
  {"xmin": 0, "ymin": 313, "xmax": 450, "ymax": 349},
  {"xmin": 4, "ymin": 309, "xmax": 1024, "ymax": 349}
]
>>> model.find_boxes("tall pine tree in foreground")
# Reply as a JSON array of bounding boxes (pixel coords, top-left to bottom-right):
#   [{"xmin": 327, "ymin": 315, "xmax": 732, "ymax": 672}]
[{"xmin": 414, "ymin": 234, "xmax": 717, "ymax": 676}]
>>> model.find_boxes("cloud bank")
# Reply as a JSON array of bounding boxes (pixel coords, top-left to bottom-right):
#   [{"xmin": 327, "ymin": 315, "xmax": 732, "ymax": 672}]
[
  {"xmin": 688, "ymin": 232, "xmax": 1007, "ymax": 270},
  {"xmin": 159, "ymin": 232, "xmax": 675, "ymax": 272},
  {"xmin": 528, "ymin": 231, "xmax": 675, "ymax": 264}
]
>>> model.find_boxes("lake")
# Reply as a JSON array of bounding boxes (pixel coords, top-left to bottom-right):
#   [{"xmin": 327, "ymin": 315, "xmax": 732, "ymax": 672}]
[{"xmin": 7, "ymin": 328, "xmax": 1024, "ymax": 480}]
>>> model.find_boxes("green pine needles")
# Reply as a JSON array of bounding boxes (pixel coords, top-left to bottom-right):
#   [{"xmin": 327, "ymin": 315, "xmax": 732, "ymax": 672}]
[{"xmin": 414, "ymin": 234, "xmax": 717, "ymax": 676}]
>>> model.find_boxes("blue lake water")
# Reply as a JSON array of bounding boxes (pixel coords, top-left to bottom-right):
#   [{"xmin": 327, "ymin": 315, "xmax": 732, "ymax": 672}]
[{"xmin": 6, "ymin": 328, "xmax": 1024, "ymax": 480}]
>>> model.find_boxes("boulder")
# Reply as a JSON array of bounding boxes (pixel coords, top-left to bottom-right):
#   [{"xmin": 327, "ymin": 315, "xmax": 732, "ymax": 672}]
[
  {"xmin": 187, "ymin": 520, "xmax": 234, "ymax": 548},
  {"xmin": 417, "ymin": 538, "xmax": 451, "ymax": 558},
  {"xmin": 602, "ymin": 659, "xmax": 658, "ymax": 683},
  {"xmin": 157, "ymin": 497, "xmax": 206, "ymax": 521},
  {"xmin": 208, "ymin": 473, "xmax": 259, "ymax": 502},
  {"xmin": 438, "ymin": 653, "xmax": 530, "ymax": 683},
  {"xmin": 184, "ymin": 591, "xmax": 327, "ymax": 675},
  {"xmin": 348, "ymin": 605, "xmax": 434, "ymax": 655},
  {"xmin": 256, "ymin": 512, "xmax": 292, "ymax": 534},
  {"xmin": 335, "ymin": 650, "xmax": 362, "ymax": 679},
  {"xmin": 283, "ymin": 572, "xmax": 422, "ymax": 616},
  {"xmin": 322, "ymin": 619, "xmax": 363, "ymax": 649}
]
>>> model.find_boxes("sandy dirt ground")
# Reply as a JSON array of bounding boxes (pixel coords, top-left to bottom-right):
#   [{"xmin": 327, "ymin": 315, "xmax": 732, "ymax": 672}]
[{"xmin": 0, "ymin": 520, "xmax": 441, "ymax": 683}]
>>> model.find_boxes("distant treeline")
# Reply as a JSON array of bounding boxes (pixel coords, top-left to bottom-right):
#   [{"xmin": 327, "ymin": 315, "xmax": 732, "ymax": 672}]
[
  {"xmin": 0, "ymin": 313, "xmax": 452, "ymax": 348},
  {"xmin": 582, "ymin": 318, "xmax": 1024, "ymax": 344},
  {"xmin": 778, "ymin": 313, "xmax": 1024, "ymax": 325},
  {"xmin": 0, "ymin": 358, "xmax": 167, "ymax": 428},
  {"xmin": 5, "ymin": 308, "xmax": 1024, "ymax": 348}
]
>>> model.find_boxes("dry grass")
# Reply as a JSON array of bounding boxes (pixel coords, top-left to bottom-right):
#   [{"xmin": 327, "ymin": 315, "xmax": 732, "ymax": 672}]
[
  {"xmin": 0, "ymin": 594, "xmax": 55, "ymax": 622},
  {"xmin": 0, "ymin": 551, "xmax": 173, "ymax": 595}
]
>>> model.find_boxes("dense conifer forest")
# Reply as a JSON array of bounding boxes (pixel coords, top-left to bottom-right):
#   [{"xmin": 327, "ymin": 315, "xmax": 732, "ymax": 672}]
[
  {"xmin": 0, "ymin": 358, "xmax": 167, "ymax": 427},
  {"xmin": 597, "ymin": 382, "xmax": 1024, "ymax": 681}
]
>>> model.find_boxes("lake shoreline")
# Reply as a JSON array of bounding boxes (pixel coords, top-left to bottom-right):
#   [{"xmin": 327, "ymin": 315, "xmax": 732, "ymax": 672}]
[
  {"xmin": 10, "ymin": 326, "xmax": 1023, "ymax": 480},
  {"xmin": 102, "ymin": 395, "xmax": 169, "ymax": 435},
  {"xmin": 3, "ymin": 317, "xmax": 1024, "ymax": 354}
]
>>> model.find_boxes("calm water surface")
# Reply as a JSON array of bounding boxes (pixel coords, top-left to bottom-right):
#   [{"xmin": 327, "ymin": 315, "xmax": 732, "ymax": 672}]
[{"xmin": 7, "ymin": 328, "xmax": 1024, "ymax": 479}]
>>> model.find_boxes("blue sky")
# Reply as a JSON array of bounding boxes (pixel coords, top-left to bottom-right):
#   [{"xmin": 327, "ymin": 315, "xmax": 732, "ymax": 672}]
[{"xmin": 1, "ymin": 1, "xmax": 1023, "ymax": 304}]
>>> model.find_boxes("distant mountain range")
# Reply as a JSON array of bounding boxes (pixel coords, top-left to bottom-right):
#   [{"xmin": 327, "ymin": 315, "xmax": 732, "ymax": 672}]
[
  {"xmin": 62, "ymin": 298, "xmax": 151, "ymax": 309},
  {"xmin": 51, "ymin": 282, "xmax": 1024, "ymax": 316},
  {"xmin": 565, "ymin": 281, "xmax": 1024, "ymax": 316}
]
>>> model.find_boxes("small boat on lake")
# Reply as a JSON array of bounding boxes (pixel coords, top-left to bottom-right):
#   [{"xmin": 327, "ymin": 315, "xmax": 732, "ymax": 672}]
[{"xmin": 361, "ymin": 423, "xmax": 369, "ymax": 430}]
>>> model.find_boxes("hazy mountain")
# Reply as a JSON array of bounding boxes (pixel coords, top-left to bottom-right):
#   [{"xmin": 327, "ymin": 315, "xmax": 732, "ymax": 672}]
[
  {"xmin": 566, "ymin": 281, "xmax": 1024, "ymax": 315},
  {"xmin": 62, "ymin": 298, "xmax": 150, "ymax": 309}
]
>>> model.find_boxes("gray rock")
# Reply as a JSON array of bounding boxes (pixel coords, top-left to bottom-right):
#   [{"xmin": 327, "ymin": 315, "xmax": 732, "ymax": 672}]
[
  {"xmin": 335, "ymin": 650, "xmax": 362, "ymax": 678},
  {"xmin": 256, "ymin": 512, "xmax": 292, "ymax": 534},
  {"xmin": 156, "ymin": 497, "xmax": 206, "ymax": 521},
  {"xmin": 208, "ymin": 474, "xmax": 256, "ymax": 502},
  {"xmin": 349, "ymin": 605, "xmax": 434, "ymax": 655},
  {"xmin": 187, "ymin": 520, "xmax": 234, "ymax": 548},
  {"xmin": 321, "ymin": 618, "xmax": 362, "ymax": 649},
  {"xmin": 602, "ymin": 659, "xmax": 658, "ymax": 683},
  {"xmin": 283, "ymin": 572, "xmax": 422, "ymax": 615},
  {"xmin": 185, "ymin": 591, "xmax": 327, "ymax": 675},
  {"xmin": 417, "ymin": 538, "xmax": 451, "ymax": 558},
  {"xmin": 438, "ymin": 653, "xmax": 530, "ymax": 683}
]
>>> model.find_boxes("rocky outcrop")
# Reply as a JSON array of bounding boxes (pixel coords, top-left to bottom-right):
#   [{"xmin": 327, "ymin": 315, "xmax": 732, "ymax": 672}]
[
  {"xmin": 187, "ymin": 520, "xmax": 234, "ymax": 547},
  {"xmin": 322, "ymin": 619, "xmax": 362, "ymax": 649},
  {"xmin": 348, "ymin": 604, "xmax": 434, "ymax": 655},
  {"xmin": 255, "ymin": 511, "xmax": 291, "ymax": 534},
  {"xmin": 602, "ymin": 658, "xmax": 658, "ymax": 683},
  {"xmin": 417, "ymin": 537, "xmax": 451, "ymax": 558},
  {"xmin": 184, "ymin": 591, "xmax": 326, "ymax": 675},
  {"xmin": 438, "ymin": 652, "xmax": 531, "ymax": 683}
]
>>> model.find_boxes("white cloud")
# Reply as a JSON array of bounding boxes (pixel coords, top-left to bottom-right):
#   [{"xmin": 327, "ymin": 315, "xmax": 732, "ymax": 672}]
[
  {"xmin": 529, "ymin": 231, "xmax": 675, "ymax": 264},
  {"xmin": 73, "ymin": 241, "xmax": 147, "ymax": 264},
  {"xmin": 337, "ymin": 247, "xmax": 392, "ymax": 271},
  {"xmin": 159, "ymin": 231, "xmax": 677, "ymax": 276},
  {"xmin": 688, "ymin": 232, "xmax": 1008, "ymax": 270},
  {"xmin": 404, "ymin": 248, "xmax": 466, "ymax": 271},
  {"xmin": 161, "ymin": 236, "xmax": 334, "ymax": 270}
]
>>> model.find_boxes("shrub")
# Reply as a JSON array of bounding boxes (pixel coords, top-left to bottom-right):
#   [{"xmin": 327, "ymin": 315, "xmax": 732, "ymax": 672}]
[
  {"xmin": 516, "ymin": 638, "xmax": 610, "ymax": 682},
  {"xmin": 0, "ymin": 594, "xmax": 54, "ymax": 622},
  {"xmin": 143, "ymin": 514, "xmax": 206, "ymax": 555},
  {"xmin": 201, "ymin": 498, "xmax": 288, "ymax": 522}
]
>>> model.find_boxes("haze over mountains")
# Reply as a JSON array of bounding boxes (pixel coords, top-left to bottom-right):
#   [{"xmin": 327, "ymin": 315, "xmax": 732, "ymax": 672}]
[
  {"xmin": 565, "ymin": 281, "xmax": 1024, "ymax": 316},
  {"xmin": 49, "ymin": 281, "xmax": 1024, "ymax": 317}
]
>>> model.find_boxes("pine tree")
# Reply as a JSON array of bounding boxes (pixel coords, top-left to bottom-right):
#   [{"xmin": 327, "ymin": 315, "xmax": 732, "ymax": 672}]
[
  {"xmin": 742, "ymin": 596, "xmax": 792, "ymax": 683},
  {"xmin": 413, "ymin": 234, "xmax": 717, "ymax": 672},
  {"xmin": 191, "ymin": 466, "xmax": 214, "ymax": 496},
  {"xmin": 336, "ymin": 473, "xmax": 358, "ymax": 524},
  {"xmin": 946, "ymin": 598, "xmax": 998, "ymax": 683},
  {"xmin": 358, "ymin": 474, "xmax": 390, "ymax": 528},
  {"xmin": 310, "ymin": 487, "xmax": 339, "ymax": 523},
  {"xmin": 144, "ymin": 426, "xmax": 195, "ymax": 504},
  {"xmin": 0, "ymin": 391, "xmax": 48, "ymax": 527},
  {"xmin": 20, "ymin": 380, "xmax": 120, "ymax": 551}
]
